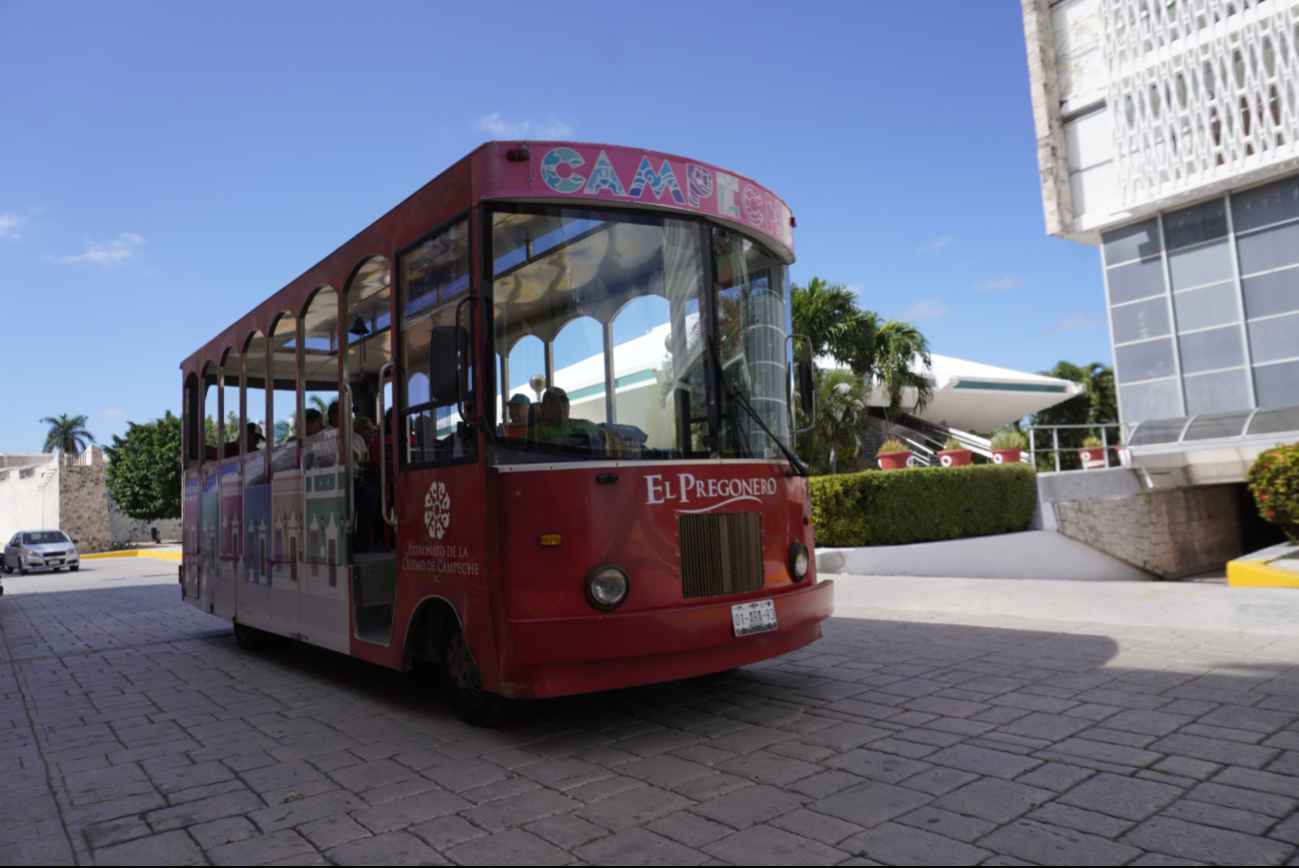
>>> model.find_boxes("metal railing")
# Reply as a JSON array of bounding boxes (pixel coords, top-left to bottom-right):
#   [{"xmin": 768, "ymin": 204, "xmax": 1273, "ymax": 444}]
[{"xmin": 1028, "ymin": 423, "xmax": 1125, "ymax": 473}]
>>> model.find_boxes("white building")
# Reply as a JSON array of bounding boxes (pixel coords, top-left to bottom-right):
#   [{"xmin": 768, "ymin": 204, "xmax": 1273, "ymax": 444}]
[{"xmin": 1023, "ymin": 0, "xmax": 1299, "ymax": 486}]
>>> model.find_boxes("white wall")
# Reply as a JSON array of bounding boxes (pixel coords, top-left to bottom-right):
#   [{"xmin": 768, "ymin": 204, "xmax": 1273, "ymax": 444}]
[{"xmin": 0, "ymin": 456, "xmax": 59, "ymax": 543}]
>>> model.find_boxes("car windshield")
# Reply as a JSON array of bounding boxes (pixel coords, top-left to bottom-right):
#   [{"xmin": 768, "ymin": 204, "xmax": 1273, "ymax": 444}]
[
  {"xmin": 488, "ymin": 204, "xmax": 790, "ymax": 464},
  {"xmin": 24, "ymin": 531, "xmax": 69, "ymax": 545}
]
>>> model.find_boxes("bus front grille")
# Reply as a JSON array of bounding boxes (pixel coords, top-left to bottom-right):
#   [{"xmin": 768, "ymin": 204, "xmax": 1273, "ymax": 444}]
[{"xmin": 679, "ymin": 512, "xmax": 765, "ymax": 599}]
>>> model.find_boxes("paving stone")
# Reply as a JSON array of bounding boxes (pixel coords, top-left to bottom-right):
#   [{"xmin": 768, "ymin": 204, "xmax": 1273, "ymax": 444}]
[
  {"xmin": 1046, "ymin": 736, "xmax": 1163, "ymax": 768},
  {"xmin": 800, "ymin": 722, "xmax": 890, "ymax": 751},
  {"xmin": 145, "ymin": 789, "xmax": 266, "ymax": 832},
  {"xmin": 351, "ymin": 788, "xmax": 468, "ymax": 833},
  {"xmin": 1185, "ymin": 781, "xmax": 1298, "ymax": 817},
  {"xmin": 460, "ymin": 786, "xmax": 580, "ymax": 832},
  {"xmin": 981, "ymin": 818, "xmax": 1143, "ymax": 865},
  {"xmin": 673, "ymin": 773, "xmax": 754, "ymax": 802},
  {"xmin": 923, "ymin": 744, "xmax": 1042, "ymax": 780},
  {"xmin": 704, "ymin": 824, "xmax": 848, "ymax": 865},
  {"xmin": 328, "ymin": 758, "xmax": 417, "ymax": 792},
  {"xmin": 809, "ymin": 781, "xmax": 931, "ymax": 828},
  {"xmin": 420, "ymin": 758, "xmax": 507, "ymax": 793},
  {"xmin": 768, "ymin": 807, "xmax": 864, "ymax": 845},
  {"xmin": 407, "ymin": 814, "xmax": 487, "ymax": 850},
  {"xmin": 1122, "ymin": 816, "xmax": 1296, "ymax": 865},
  {"xmin": 1013, "ymin": 761, "xmax": 1095, "ymax": 792},
  {"xmin": 296, "ymin": 814, "xmax": 371, "ymax": 850},
  {"xmin": 207, "ymin": 829, "xmax": 318, "ymax": 866},
  {"xmin": 1198, "ymin": 705, "xmax": 1296, "ymax": 734},
  {"xmin": 325, "ymin": 830, "xmax": 445, "ymax": 865},
  {"xmin": 524, "ymin": 812, "xmax": 609, "ymax": 849},
  {"xmin": 93, "ymin": 830, "xmax": 205, "ymax": 866},
  {"xmin": 1026, "ymin": 802, "xmax": 1134, "ymax": 838},
  {"xmin": 690, "ymin": 784, "xmax": 805, "ymax": 829},
  {"xmin": 1213, "ymin": 766, "xmax": 1299, "ymax": 799},
  {"xmin": 188, "ymin": 816, "xmax": 259, "ymax": 850},
  {"xmin": 1126, "ymin": 854, "xmax": 1207, "ymax": 866},
  {"xmin": 897, "ymin": 765, "xmax": 980, "ymax": 796},
  {"xmin": 444, "ymin": 828, "xmax": 571, "ymax": 865},
  {"xmin": 825, "ymin": 748, "xmax": 932, "ymax": 783},
  {"xmin": 1153, "ymin": 756, "xmax": 1222, "ymax": 780},
  {"xmin": 842, "ymin": 821, "xmax": 990, "ymax": 865},
  {"xmin": 895, "ymin": 806, "xmax": 996, "ymax": 843},
  {"xmin": 619, "ymin": 754, "xmax": 715, "ymax": 788},
  {"xmin": 926, "ymin": 777, "xmax": 1050, "ymax": 826},
  {"xmin": 786, "ymin": 770, "xmax": 866, "ymax": 799},
  {"xmin": 82, "ymin": 815, "xmax": 153, "ymax": 850},
  {"xmin": 149, "ymin": 760, "xmax": 236, "ymax": 794},
  {"xmin": 247, "ymin": 789, "xmax": 363, "ymax": 832},
  {"xmin": 1000, "ymin": 712, "xmax": 1094, "ymax": 741},
  {"xmin": 1160, "ymin": 798, "xmax": 1274, "ymax": 835},
  {"xmin": 1150, "ymin": 734, "xmax": 1281, "ymax": 769},
  {"xmin": 578, "ymin": 784, "xmax": 693, "ymax": 831},
  {"xmin": 571, "ymin": 827, "xmax": 705, "ymax": 865},
  {"xmin": 1057, "ymin": 772, "xmax": 1184, "ymax": 821}
]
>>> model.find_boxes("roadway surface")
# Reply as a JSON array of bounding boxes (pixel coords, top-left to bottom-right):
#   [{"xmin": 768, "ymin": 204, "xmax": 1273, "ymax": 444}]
[{"xmin": 3, "ymin": 559, "xmax": 1299, "ymax": 865}]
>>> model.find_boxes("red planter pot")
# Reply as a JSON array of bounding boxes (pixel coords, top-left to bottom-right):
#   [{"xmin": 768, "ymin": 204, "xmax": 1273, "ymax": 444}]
[
  {"xmin": 1078, "ymin": 447, "xmax": 1108, "ymax": 470},
  {"xmin": 877, "ymin": 450, "xmax": 912, "ymax": 470},
  {"xmin": 991, "ymin": 448, "xmax": 1022, "ymax": 465},
  {"xmin": 938, "ymin": 449, "xmax": 972, "ymax": 467}
]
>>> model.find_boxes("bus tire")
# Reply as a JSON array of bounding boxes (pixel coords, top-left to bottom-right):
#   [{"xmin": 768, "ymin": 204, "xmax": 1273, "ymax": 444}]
[
  {"xmin": 439, "ymin": 619, "xmax": 518, "ymax": 728},
  {"xmin": 233, "ymin": 621, "xmax": 269, "ymax": 651}
]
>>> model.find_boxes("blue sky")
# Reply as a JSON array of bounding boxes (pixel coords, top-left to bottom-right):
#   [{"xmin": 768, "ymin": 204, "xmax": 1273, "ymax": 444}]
[{"xmin": 0, "ymin": 1, "xmax": 1110, "ymax": 452}]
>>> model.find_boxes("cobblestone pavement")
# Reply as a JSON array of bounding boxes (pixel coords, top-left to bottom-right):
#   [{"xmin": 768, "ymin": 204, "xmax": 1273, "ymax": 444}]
[{"xmin": 5, "ymin": 561, "xmax": 1299, "ymax": 866}]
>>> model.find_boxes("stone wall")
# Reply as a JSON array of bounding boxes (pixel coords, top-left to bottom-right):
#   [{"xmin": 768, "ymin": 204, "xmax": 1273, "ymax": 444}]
[
  {"xmin": 58, "ymin": 450, "xmax": 111, "ymax": 554},
  {"xmin": 1053, "ymin": 484, "xmax": 1242, "ymax": 579},
  {"xmin": 108, "ymin": 498, "xmax": 182, "ymax": 545}
]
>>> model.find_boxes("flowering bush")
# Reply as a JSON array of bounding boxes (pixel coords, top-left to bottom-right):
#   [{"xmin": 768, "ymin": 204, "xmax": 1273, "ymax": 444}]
[{"xmin": 1247, "ymin": 443, "xmax": 1299, "ymax": 541}]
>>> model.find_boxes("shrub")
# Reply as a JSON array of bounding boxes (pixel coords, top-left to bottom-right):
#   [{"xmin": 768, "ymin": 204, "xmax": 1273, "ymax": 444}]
[
  {"xmin": 1247, "ymin": 443, "xmax": 1299, "ymax": 542},
  {"xmin": 810, "ymin": 463, "xmax": 1038, "ymax": 547},
  {"xmin": 879, "ymin": 439, "xmax": 910, "ymax": 453},
  {"xmin": 1082, "ymin": 435, "xmax": 1103, "ymax": 448},
  {"xmin": 990, "ymin": 429, "xmax": 1027, "ymax": 450},
  {"xmin": 941, "ymin": 437, "xmax": 964, "ymax": 451}
]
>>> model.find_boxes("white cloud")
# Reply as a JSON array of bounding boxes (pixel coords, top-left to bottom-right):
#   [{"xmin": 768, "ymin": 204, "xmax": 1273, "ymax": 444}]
[
  {"xmin": 845, "ymin": 283, "xmax": 863, "ymax": 297},
  {"xmin": 1027, "ymin": 313, "xmax": 1104, "ymax": 340},
  {"xmin": 902, "ymin": 299, "xmax": 955, "ymax": 321},
  {"xmin": 0, "ymin": 211, "xmax": 27, "ymax": 240},
  {"xmin": 475, "ymin": 112, "xmax": 574, "ymax": 140},
  {"xmin": 56, "ymin": 232, "xmax": 146, "ymax": 267},
  {"xmin": 101, "ymin": 408, "xmax": 126, "ymax": 418},
  {"xmin": 916, "ymin": 235, "xmax": 954, "ymax": 254},
  {"xmin": 972, "ymin": 276, "xmax": 1025, "ymax": 292}
]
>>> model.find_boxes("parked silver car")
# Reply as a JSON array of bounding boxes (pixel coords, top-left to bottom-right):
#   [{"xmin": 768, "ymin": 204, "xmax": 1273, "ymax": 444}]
[{"xmin": 3, "ymin": 530, "xmax": 80, "ymax": 574}]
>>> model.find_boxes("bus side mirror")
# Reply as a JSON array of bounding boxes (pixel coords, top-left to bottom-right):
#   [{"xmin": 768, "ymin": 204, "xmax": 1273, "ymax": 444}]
[{"xmin": 798, "ymin": 359, "xmax": 815, "ymax": 416}]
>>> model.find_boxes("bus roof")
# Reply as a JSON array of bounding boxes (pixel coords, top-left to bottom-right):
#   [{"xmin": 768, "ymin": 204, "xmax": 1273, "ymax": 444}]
[{"xmin": 181, "ymin": 141, "xmax": 794, "ymax": 378}]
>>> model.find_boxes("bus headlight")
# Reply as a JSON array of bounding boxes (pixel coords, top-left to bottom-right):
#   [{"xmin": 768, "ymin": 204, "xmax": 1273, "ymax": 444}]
[
  {"xmin": 789, "ymin": 542, "xmax": 809, "ymax": 581},
  {"xmin": 585, "ymin": 563, "xmax": 629, "ymax": 612}
]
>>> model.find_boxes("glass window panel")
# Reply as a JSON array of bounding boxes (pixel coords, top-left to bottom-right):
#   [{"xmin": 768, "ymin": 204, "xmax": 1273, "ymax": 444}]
[
  {"xmin": 1242, "ymin": 265, "xmax": 1299, "ymax": 319},
  {"xmin": 1173, "ymin": 282, "xmax": 1240, "ymax": 333},
  {"xmin": 1178, "ymin": 325, "xmax": 1244, "ymax": 374},
  {"xmin": 1183, "ymin": 409, "xmax": 1253, "ymax": 440},
  {"xmin": 1107, "ymin": 256, "xmax": 1167, "ymax": 305},
  {"xmin": 1112, "ymin": 297, "xmax": 1171, "ymax": 344},
  {"xmin": 1232, "ymin": 174, "xmax": 1299, "ymax": 233},
  {"xmin": 1236, "ymin": 219, "xmax": 1299, "ymax": 276},
  {"xmin": 1164, "ymin": 198, "xmax": 1228, "ymax": 250},
  {"xmin": 490, "ymin": 206, "xmax": 710, "ymax": 463},
  {"xmin": 1167, "ymin": 238, "xmax": 1234, "ymax": 290},
  {"xmin": 1102, "ymin": 218, "xmax": 1162, "ymax": 265},
  {"xmin": 1248, "ymin": 401, "xmax": 1299, "ymax": 432},
  {"xmin": 1120, "ymin": 379, "xmax": 1184, "ymax": 428},
  {"xmin": 1183, "ymin": 368, "xmax": 1251, "ymax": 415},
  {"xmin": 1115, "ymin": 337, "xmax": 1176, "ymax": 383},
  {"xmin": 1254, "ymin": 361, "xmax": 1299, "ymax": 409},
  {"xmin": 402, "ymin": 221, "xmax": 470, "ymax": 322},
  {"xmin": 1128, "ymin": 416, "xmax": 1190, "ymax": 445},
  {"xmin": 1247, "ymin": 312, "xmax": 1299, "ymax": 364}
]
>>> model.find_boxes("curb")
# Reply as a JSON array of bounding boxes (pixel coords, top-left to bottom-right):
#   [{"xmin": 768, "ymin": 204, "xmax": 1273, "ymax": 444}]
[
  {"xmin": 81, "ymin": 550, "xmax": 183, "ymax": 562},
  {"xmin": 1228, "ymin": 558, "xmax": 1299, "ymax": 588}
]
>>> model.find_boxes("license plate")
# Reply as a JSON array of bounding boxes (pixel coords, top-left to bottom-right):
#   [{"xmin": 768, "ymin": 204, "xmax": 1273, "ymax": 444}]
[{"xmin": 732, "ymin": 599, "xmax": 778, "ymax": 637}]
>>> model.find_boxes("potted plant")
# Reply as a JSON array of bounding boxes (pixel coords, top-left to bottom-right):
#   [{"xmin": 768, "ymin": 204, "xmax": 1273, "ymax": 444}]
[
  {"xmin": 938, "ymin": 437, "xmax": 972, "ymax": 467},
  {"xmin": 990, "ymin": 429, "xmax": 1026, "ymax": 465},
  {"xmin": 1078, "ymin": 435, "xmax": 1107, "ymax": 470},
  {"xmin": 877, "ymin": 438, "xmax": 912, "ymax": 470}
]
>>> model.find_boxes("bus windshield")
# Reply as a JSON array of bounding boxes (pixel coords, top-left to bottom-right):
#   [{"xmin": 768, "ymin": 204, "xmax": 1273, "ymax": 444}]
[{"xmin": 489, "ymin": 205, "xmax": 790, "ymax": 464}]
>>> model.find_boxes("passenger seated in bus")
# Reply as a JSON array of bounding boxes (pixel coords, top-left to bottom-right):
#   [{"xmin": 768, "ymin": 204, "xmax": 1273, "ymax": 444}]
[
  {"xmin": 531, "ymin": 387, "xmax": 602, "ymax": 453},
  {"xmin": 222, "ymin": 422, "xmax": 265, "ymax": 457},
  {"xmin": 303, "ymin": 409, "xmax": 337, "ymax": 469},
  {"xmin": 352, "ymin": 416, "xmax": 380, "ymax": 553},
  {"xmin": 327, "ymin": 400, "xmax": 339, "ymax": 430},
  {"xmin": 503, "ymin": 394, "xmax": 530, "ymax": 440}
]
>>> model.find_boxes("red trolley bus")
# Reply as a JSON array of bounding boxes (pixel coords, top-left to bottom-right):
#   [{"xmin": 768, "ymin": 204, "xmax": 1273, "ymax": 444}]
[{"xmin": 180, "ymin": 141, "xmax": 833, "ymax": 725}]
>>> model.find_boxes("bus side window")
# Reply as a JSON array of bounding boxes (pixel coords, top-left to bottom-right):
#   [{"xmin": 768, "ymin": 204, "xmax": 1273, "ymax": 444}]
[{"xmin": 398, "ymin": 218, "xmax": 474, "ymax": 467}]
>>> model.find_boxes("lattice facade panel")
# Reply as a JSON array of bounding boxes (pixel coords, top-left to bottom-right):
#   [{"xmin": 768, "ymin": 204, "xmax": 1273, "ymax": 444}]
[{"xmin": 1100, "ymin": 0, "xmax": 1299, "ymax": 209}]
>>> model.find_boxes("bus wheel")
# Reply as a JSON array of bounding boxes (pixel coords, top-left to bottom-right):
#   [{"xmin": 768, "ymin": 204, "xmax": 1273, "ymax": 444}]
[
  {"xmin": 233, "ymin": 621, "xmax": 269, "ymax": 651},
  {"xmin": 439, "ymin": 621, "xmax": 517, "ymax": 728}
]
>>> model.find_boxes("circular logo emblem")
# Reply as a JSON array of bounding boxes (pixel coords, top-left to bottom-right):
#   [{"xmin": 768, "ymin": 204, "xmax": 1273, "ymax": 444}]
[{"xmin": 424, "ymin": 481, "xmax": 451, "ymax": 540}]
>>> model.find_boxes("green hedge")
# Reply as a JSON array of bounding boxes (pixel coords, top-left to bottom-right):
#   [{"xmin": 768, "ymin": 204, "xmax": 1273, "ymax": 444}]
[{"xmin": 810, "ymin": 463, "xmax": 1038, "ymax": 547}]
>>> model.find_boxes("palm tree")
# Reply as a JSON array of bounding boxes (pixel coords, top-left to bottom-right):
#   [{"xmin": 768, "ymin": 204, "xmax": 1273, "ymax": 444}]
[
  {"xmin": 41, "ymin": 414, "xmax": 95, "ymax": 454},
  {"xmin": 814, "ymin": 370, "xmax": 871, "ymax": 475},
  {"xmin": 791, "ymin": 278, "xmax": 933, "ymax": 419}
]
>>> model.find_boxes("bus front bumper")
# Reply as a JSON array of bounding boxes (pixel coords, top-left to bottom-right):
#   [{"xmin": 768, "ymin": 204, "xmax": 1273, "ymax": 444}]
[{"xmin": 502, "ymin": 579, "xmax": 834, "ymax": 699}]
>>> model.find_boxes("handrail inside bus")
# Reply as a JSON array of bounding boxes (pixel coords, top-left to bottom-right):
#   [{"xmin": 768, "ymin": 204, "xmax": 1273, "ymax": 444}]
[{"xmin": 378, "ymin": 361, "xmax": 397, "ymax": 530}]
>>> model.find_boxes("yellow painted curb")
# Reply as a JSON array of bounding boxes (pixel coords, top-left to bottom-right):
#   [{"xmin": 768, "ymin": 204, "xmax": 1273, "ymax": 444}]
[
  {"xmin": 82, "ymin": 550, "xmax": 183, "ymax": 562},
  {"xmin": 1227, "ymin": 558, "xmax": 1299, "ymax": 588}
]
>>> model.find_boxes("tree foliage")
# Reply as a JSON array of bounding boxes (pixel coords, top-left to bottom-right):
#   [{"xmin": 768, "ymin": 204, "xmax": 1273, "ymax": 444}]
[
  {"xmin": 104, "ymin": 411, "xmax": 183, "ymax": 522},
  {"xmin": 802, "ymin": 370, "xmax": 871, "ymax": 476},
  {"xmin": 1248, "ymin": 443, "xmax": 1299, "ymax": 542},
  {"xmin": 41, "ymin": 413, "xmax": 95, "ymax": 454},
  {"xmin": 1028, "ymin": 361, "xmax": 1117, "ymax": 471}
]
